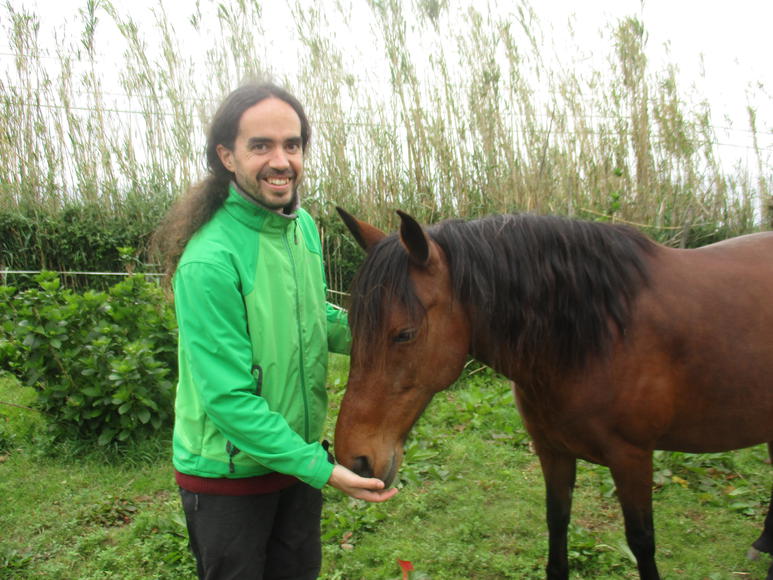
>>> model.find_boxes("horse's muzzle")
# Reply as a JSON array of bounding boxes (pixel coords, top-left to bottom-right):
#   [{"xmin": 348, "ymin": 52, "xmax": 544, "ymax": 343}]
[
  {"xmin": 351, "ymin": 455, "xmax": 374, "ymax": 478},
  {"xmin": 348, "ymin": 453, "xmax": 399, "ymax": 488}
]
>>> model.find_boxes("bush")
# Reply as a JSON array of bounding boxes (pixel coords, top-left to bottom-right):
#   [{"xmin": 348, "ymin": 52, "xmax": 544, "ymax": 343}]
[
  {"xmin": 0, "ymin": 272, "xmax": 177, "ymax": 445},
  {"xmin": 0, "ymin": 200, "xmax": 169, "ymax": 291}
]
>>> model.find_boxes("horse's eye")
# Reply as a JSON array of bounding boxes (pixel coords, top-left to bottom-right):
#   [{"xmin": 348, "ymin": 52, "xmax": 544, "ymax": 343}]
[{"xmin": 393, "ymin": 329, "xmax": 416, "ymax": 343}]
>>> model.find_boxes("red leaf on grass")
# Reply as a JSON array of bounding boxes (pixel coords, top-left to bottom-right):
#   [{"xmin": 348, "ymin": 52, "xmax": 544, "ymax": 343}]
[{"xmin": 397, "ymin": 559, "xmax": 414, "ymax": 579}]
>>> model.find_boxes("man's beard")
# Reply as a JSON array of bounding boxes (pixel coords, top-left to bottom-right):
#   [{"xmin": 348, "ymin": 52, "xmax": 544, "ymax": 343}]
[{"xmin": 237, "ymin": 168, "xmax": 299, "ymax": 213}]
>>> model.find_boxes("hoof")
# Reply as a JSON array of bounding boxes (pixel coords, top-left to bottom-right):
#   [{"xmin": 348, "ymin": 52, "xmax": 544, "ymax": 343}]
[{"xmin": 748, "ymin": 547, "xmax": 762, "ymax": 561}]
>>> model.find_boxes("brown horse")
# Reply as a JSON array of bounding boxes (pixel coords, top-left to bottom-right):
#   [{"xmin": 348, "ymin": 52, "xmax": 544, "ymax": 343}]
[{"xmin": 333, "ymin": 207, "xmax": 773, "ymax": 580}]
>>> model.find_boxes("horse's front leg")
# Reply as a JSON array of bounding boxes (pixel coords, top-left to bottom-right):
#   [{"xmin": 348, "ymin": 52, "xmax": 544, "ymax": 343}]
[
  {"xmin": 535, "ymin": 447, "xmax": 577, "ymax": 580},
  {"xmin": 608, "ymin": 447, "xmax": 660, "ymax": 580}
]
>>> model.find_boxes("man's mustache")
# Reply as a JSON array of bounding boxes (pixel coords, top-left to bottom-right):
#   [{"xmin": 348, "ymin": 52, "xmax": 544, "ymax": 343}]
[{"xmin": 258, "ymin": 168, "xmax": 296, "ymax": 180}]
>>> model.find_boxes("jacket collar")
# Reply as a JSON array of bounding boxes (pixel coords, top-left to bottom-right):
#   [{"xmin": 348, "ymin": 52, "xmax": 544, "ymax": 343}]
[{"xmin": 223, "ymin": 182, "xmax": 298, "ymax": 232}]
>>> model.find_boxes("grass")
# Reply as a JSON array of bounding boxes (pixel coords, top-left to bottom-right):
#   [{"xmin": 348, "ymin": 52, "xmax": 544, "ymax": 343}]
[
  {"xmin": 0, "ymin": 376, "xmax": 195, "ymax": 580},
  {"xmin": 3, "ymin": 361, "xmax": 773, "ymax": 579}
]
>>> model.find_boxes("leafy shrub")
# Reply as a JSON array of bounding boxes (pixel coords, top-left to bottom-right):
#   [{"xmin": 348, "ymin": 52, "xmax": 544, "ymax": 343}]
[
  {"xmin": 0, "ymin": 272, "xmax": 177, "ymax": 444},
  {"xmin": 0, "ymin": 376, "xmax": 40, "ymax": 453},
  {"xmin": 0, "ymin": 199, "xmax": 169, "ymax": 291},
  {"xmin": 0, "ymin": 287, "xmax": 23, "ymax": 373}
]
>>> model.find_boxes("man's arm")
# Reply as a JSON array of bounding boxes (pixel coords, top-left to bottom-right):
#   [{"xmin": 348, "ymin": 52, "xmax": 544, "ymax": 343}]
[{"xmin": 326, "ymin": 301, "xmax": 351, "ymax": 354}]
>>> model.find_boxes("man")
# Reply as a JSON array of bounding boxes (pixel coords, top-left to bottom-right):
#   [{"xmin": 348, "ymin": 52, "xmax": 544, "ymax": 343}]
[{"xmin": 153, "ymin": 82, "xmax": 397, "ymax": 580}]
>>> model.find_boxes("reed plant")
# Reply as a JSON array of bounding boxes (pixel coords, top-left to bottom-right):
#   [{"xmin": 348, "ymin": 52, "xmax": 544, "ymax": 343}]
[{"xmin": 0, "ymin": 0, "xmax": 769, "ymax": 285}]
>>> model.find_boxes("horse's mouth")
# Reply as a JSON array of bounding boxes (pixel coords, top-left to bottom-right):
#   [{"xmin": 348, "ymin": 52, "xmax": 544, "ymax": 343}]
[{"xmin": 381, "ymin": 450, "xmax": 402, "ymax": 488}]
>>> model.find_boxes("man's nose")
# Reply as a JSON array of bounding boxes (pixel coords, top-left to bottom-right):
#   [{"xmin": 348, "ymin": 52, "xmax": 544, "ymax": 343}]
[{"xmin": 268, "ymin": 148, "xmax": 290, "ymax": 170}]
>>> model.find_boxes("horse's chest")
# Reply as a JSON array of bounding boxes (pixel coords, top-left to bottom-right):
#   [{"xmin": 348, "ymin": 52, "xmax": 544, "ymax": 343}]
[{"xmin": 513, "ymin": 382, "xmax": 614, "ymax": 463}]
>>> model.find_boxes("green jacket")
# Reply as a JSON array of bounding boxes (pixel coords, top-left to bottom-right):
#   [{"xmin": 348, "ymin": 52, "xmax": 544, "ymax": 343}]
[{"xmin": 172, "ymin": 185, "xmax": 350, "ymax": 489}]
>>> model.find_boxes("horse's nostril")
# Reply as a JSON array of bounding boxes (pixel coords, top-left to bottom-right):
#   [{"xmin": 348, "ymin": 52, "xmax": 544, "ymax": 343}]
[{"xmin": 351, "ymin": 455, "xmax": 374, "ymax": 478}]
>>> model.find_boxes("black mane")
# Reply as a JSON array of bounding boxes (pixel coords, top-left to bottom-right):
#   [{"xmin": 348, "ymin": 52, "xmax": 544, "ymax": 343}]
[{"xmin": 348, "ymin": 214, "xmax": 655, "ymax": 371}]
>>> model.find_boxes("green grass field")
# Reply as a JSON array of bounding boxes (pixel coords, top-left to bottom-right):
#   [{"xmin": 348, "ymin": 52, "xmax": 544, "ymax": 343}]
[{"xmin": 2, "ymin": 360, "xmax": 772, "ymax": 579}]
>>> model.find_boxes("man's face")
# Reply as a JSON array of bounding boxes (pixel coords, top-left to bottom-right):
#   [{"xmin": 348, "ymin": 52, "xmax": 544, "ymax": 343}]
[{"xmin": 216, "ymin": 97, "xmax": 304, "ymax": 211}]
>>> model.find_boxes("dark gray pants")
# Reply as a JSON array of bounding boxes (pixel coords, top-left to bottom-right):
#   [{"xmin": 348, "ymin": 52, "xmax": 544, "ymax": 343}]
[{"xmin": 179, "ymin": 483, "xmax": 323, "ymax": 580}]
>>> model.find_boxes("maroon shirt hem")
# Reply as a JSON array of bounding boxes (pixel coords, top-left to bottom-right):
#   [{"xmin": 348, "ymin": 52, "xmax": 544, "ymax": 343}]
[{"xmin": 175, "ymin": 469, "xmax": 299, "ymax": 496}]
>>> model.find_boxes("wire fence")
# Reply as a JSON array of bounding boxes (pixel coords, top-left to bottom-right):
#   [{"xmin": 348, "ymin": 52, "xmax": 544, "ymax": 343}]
[
  {"xmin": 0, "ymin": 269, "xmax": 352, "ymax": 298},
  {"xmin": 0, "ymin": 269, "xmax": 163, "ymax": 287}
]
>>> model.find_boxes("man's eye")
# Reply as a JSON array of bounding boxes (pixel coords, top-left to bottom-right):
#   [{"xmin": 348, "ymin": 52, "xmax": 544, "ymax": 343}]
[{"xmin": 393, "ymin": 329, "xmax": 416, "ymax": 343}]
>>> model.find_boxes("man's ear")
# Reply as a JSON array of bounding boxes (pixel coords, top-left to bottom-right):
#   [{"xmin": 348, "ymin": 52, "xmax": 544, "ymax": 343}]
[
  {"xmin": 336, "ymin": 207, "xmax": 387, "ymax": 252},
  {"xmin": 216, "ymin": 144, "xmax": 235, "ymax": 173}
]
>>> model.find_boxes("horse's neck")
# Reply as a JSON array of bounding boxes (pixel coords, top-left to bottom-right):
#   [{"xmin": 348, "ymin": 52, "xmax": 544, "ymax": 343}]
[
  {"xmin": 466, "ymin": 307, "xmax": 559, "ymax": 386},
  {"xmin": 468, "ymin": 318, "xmax": 519, "ymax": 379}
]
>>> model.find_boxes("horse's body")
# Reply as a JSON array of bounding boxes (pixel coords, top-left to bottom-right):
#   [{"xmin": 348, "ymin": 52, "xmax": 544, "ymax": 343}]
[{"xmin": 333, "ymin": 208, "xmax": 773, "ymax": 580}]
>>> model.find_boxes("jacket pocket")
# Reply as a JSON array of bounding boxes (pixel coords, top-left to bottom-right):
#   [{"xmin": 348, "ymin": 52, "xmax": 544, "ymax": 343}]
[
  {"xmin": 225, "ymin": 364, "xmax": 264, "ymax": 474},
  {"xmin": 251, "ymin": 364, "xmax": 263, "ymax": 395}
]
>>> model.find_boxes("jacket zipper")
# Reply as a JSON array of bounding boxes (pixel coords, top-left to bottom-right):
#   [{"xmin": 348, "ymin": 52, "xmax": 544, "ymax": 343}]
[{"xmin": 284, "ymin": 228, "xmax": 311, "ymax": 441}]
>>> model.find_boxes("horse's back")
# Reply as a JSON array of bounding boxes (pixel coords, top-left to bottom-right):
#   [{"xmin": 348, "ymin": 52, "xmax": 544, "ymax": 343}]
[
  {"xmin": 656, "ymin": 230, "xmax": 773, "ymax": 294},
  {"xmin": 693, "ymin": 230, "xmax": 773, "ymax": 256},
  {"xmin": 684, "ymin": 232, "xmax": 773, "ymax": 270}
]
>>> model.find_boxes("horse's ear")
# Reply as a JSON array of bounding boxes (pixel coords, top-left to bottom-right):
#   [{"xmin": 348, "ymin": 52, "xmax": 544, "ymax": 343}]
[
  {"xmin": 336, "ymin": 207, "xmax": 386, "ymax": 253},
  {"xmin": 397, "ymin": 210, "xmax": 431, "ymax": 267}
]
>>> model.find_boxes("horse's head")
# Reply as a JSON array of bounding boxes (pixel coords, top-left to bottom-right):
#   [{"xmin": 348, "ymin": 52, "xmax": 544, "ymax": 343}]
[{"xmin": 334, "ymin": 208, "xmax": 471, "ymax": 486}]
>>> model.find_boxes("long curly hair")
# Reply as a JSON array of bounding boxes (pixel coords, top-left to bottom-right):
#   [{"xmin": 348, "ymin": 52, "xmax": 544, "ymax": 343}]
[{"xmin": 151, "ymin": 82, "xmax": 311, "ymax": 283}]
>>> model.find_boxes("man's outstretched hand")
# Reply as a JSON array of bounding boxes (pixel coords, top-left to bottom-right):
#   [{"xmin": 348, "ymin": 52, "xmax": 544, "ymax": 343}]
[{"xmin": 327, "ymin": 464, "xmax": 399, "ymax": 502}]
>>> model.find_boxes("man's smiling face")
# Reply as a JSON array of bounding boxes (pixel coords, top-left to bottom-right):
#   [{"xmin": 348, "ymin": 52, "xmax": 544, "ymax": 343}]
[{"xmin": 216, "ymin": 97, "xmax": 304, "ymax": 211}]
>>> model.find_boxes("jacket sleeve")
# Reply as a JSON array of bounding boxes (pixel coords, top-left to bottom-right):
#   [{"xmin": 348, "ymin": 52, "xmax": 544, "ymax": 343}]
[
  {"xmin": 326, "ymin": 302, "xmax": 351, "ymax": 355},
  {"xmin": 174, "ymin": 260, "xmax": 334, "ymax": 489},
  {"xmin": 297, "ymin": 209, "xmax": 352, "ymax": 355}
]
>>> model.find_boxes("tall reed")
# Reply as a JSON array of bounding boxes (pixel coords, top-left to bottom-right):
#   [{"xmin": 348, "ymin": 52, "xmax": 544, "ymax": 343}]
[{"xmin": 0, "ymin": 0, "xmax": 769, "ymax": 283}]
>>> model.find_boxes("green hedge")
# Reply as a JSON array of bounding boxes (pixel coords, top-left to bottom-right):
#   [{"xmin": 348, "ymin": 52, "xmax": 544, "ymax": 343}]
[
  {"xmin": 0, "ymin": 200, "xmax": 169, "ymax": 289},
  {"xmin": 0, "ymin": 201, "xmax": 364, "ymax": 302},
  {"xmin": 0, "ymin": 272, "xmax": 177, "ymax": 445}
]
